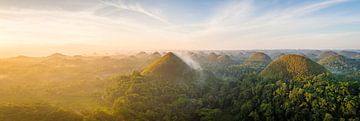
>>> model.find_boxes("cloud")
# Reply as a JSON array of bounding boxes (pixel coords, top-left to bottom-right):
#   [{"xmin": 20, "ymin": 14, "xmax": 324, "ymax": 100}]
[
  {"xmin": 186, "ymin": 0, "xmax": 358, "ymax": 47},
  {"xmin": 0, "ymin": 0, "xmax": 359, "ymax": 56},
  {"xmin": 0, "ymin": 6, "xmax": 195, "ymax": 57},
  {"xmin": 202, "ymin": 0, "xmax": 351, "ymax": 31},
  {"xmin": 99, "ymin": 0, "xmax": 171, "ymax": 25},
  {"xmin": 0, "ymin": 0, "xmax": 99, "ymax": 11},
  {"xmin": 209, "ymin": 0, "xmax": 254, "ymax": 26}
]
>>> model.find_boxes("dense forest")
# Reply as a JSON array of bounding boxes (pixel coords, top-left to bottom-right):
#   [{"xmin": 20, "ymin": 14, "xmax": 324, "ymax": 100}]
[{"xmin": 0, "ymin": 50, "xmax": 359, "ymax": 121}]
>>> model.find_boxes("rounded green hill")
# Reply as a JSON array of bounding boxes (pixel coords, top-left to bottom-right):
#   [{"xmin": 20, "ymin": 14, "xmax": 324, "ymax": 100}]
[
  {"xmin": 141, "ymin": 52, "xmax": 194, "ymax": 81},
  {"xmin": 318, "ymin": 54, "xmax": 359, "ymax": 73},
  {"xmin": 319, "ymin": 51, "xmax": 338, "ymax": 60},
  {"xmin": 217, "ymin": 55, "xmax": 232, "ymax": 63},
  {"xmin": 245, "ymin": 52, "xmax": 272, "ymax": 65},
  {"xmin": 261, "ymin": 54, "xmax": 329, "ymax": 80}
]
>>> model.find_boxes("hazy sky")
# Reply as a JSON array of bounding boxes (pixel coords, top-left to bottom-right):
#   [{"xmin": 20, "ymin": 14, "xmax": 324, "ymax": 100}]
[{"xmin": 0, "ymin": 0, "xmax": 359, "ymax": 57}]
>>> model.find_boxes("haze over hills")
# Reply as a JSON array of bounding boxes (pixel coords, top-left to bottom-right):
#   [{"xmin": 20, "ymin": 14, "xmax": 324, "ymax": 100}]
[
  {"xmin": 340, "ymin": 50, "xmax": 360, "ymax": 59},
  {"xmin": 1, "ymin": 0, "xmax": 360, "ymax": 120},
  {"xmin": 0, "ymin": 49, "xmax": 360, "ymax": 121}
]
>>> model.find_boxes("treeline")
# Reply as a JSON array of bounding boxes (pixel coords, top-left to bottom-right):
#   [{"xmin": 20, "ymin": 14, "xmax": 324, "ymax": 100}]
[
  {"xmin": 1, "ymin": 56, "xmax": 360, "ymax": 121},
  {"xmin": 0, "ymin": 103, "xmax": 82, "ymax": 121},
  {"xmin": 2, "ymin": 73, "xmax": 358, "ymax": 121},
  {"xmin": 98, "ymin": 71, "xmax": 360, "ymax": 121}
]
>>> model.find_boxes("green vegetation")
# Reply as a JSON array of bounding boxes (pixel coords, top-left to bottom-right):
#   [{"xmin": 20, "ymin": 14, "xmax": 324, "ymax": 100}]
[
  {"xmin": 104, "ymin": 72, "xmax": 200, "ymax": 121},
  {"xmin": 261, "ymin": 54, "xmax": 329, "ymax": 80},
  {"xmin": 319, "ymin": 54, "xmax": 359, "ymax": 74},
  {"xmin": 340, "ymin": 50, "xmax": 360, "ymax": 59},
  {"xmin": 0, "ymin": 52, "xmax": 157, "ymax": 120},
  {"xmin": 245, "ymin": 52, "xmax": 272, "ymax": 66},
  {"xmin": 0, "ymin": 51, "xmax": 359, "ymax": 121},
  {"xmin": 0, "ymin": 103, "xmax": 82, "ymax": 121},
  {"xmin": 318, "ymin": 51, "xmax": 339, "ymax": 60},
  {"xmin": 217, "ymin": 55, "xmax": 232, "ymax": 64},
  {"xmin": 141, "ymin": 52, "xmax": 195, "ymax": 81},
  {"xmin": 215, "ymin": 52, "xmax": 272, "ymax": 80}
]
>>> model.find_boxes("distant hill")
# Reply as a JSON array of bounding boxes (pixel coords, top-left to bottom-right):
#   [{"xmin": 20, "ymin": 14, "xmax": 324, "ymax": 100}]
[
  {"xmin": 318, "ymin": 54, "xmax": 359, "ymax": 74},
  {"xmin": 151, "ymin": 52, "xmax": 161, "ymax": 57},
  {"xmin": 47, "ymin": 53, "xmax": 68, "ymax": 59},
  {"xmin": 319, "ymin": 51, "xmax": 338, "ymax": 60},
  {"xmin": 355, "ymin": 55, "xmax": 360, "ymax": 59},
  {"xmin": 8, "ymin": 55, "xmax": 34, "ymax": 61},
  {"xmin": 208, "ymin": 52, "xmax": 219, "ymax": 61},
  {"xmin": 148, "ymin": 52, "xmax": 161, "ymax": 60},
  {"xmin": 261, "ymin": 54, "xmax": 329, "ymax": 80},
  {"xmin": 245, "ymin": 52, "xmax": 272, "ymax": 65},
  {"xmin": 141, "ymin": 52, "xmax": 195, "ymax": 81},
  {"xmin": 339, "ymin": 50, "xmax": 360, "ymax": 59},
  {"xmin": 304, "ymin": 51, "xmax": 320, "ymax": 61},
  {"xmin": 217, "ymin": 55, "xmax": 232, "ymax": 64},
  {"xmin": 271, "ymin": 53, "xmax": 286, "ymax": 60},
  {"xmin": 136, "ymin": 51, "xmax": 148, "ymax": 58}
]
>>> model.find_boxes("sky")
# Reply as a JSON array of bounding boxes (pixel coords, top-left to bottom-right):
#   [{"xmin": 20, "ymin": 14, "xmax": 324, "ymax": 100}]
[{"xmin": 0, "ymin": 0, "xmax": 359, "ymax": 57}]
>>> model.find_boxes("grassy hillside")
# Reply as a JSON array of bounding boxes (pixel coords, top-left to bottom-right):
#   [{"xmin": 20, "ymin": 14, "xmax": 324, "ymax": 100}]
[
  {"xmin": 245, "ymin": 52, "xmax": 272, "ymax": 65},
  {"xmin": 0, "ymin": 50, "xmax": 359, "ymax": 121},
  {"xmin": 261, "ymin": 54, "xmax": 329, "ymax": 80},
  {"xmin": 319, "ymin": 51, "xmax": 339, "ymax": 60},
  {"xmin": 142, "ymin": 52, "xmax": 195, "ymax": 81},
  {"xmin": 319, "ymin": 54, "xmax": 359, "ymax": 74}
]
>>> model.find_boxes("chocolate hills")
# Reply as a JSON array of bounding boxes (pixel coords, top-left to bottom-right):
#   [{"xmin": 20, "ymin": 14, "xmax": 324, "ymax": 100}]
[
  {"xmin": 208, "ymin": 52, "xmax": 219, "ymax": 61},
  {"xmin": 148, "ymin": 52, "xmax": 161, "ymax": 60},
  {"xmin": 141, "ymin": 52, "xmax": 195, "ymax": 81},
  {"xmin": 272, "ymin": 53, "xmax": 286, "ymax": 60},
  {"xmin": 136, "ymin": 51, "xmax": 148, "ymax": 58},
  {"xmin": 261, "ymin": 54, "xmax": 329, "ymax": 80},
  {"xmin": 318, "ymin": 54, "xmax": 359, "ymax": 74},
  {"xmin": 151, "ymin": 52, "xmax": 161, "ymax": 57},
  {"xmin": 217, "ymin": 55, "xmax": 232, "ymax": 64},
  {"xmin": 245, "ymin": 52, "xmax": 272, "ymax": 65},
  {"xmin": 47, "ymin": 53, "xmax": 67, "ymax": 59},
  {"xmin": 318, "ymin": 51, "xmax": 338, "ymax": 60},
  {"xmin": 339, "ymin": 50, "xmax": 360, "ymax": 59}
]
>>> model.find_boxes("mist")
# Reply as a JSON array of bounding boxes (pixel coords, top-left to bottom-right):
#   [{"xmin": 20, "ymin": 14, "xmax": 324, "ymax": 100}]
[{"xmin": 173, "ymin": 51, "xmax": 202, "ymax": 70}]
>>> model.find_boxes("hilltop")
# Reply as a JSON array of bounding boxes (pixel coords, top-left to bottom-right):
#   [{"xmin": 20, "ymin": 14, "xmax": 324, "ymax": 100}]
[
  {"xmin": 318, "ymin": 51, "xmax": 338, "ymax": 60},
  {"xmin": 208, "ymin": 52, "xmax": 219, "ymax": 61},
  {"xmin": 261, "ymin": 54, "xmax": 329, "ymax": 80},
  {"xmin": 141, "ymin": 52, "xmax": 195, "ymax": 81},
  {"xmin": 319, "ymin": 54, "xmax": 359, "ymax": 74},
  {"xmin": 245, "ymin": 52, "xmax": 272, "ymax": 65},
  {"xmin": 339, "ymin": 50, "xmax": 360, "ymax": 59},
  {"xmin": 217, "ymin": 55, "xmax": 232, "ymax": 64},
  {"xmin": 148, "ymin": 52, "xmax": 161, "ymax": 60}
]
